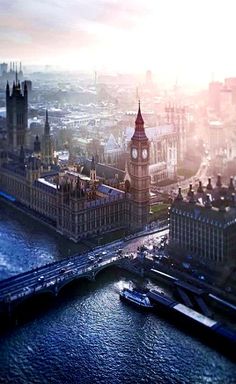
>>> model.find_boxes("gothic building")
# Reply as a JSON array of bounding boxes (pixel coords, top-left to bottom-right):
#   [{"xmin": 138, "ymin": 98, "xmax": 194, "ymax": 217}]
[
  {"xmin": 129, "ymin": 102, "xmax": 150, "ymax": 228},
  {"xmin": 0, "ymin": 99, "xmax": 151, "ymax": 241},
  {"xmin": 169, "ymin": 175, "xmax": 236, "ymax": 264},
  {"xmin": 6, "ymin": 80, "xmax": 28, "ymax": 151},
  {"xmin": 41, "ymin": 110, "xmax": 54, "ymax": 166},
  {"xmin": 124, "ymin": 105, "xmax": 186, "ymax": 184}
]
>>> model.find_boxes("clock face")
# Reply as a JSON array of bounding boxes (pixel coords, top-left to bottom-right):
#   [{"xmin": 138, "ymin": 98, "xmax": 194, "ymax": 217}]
[
  {"xmin": 132, "ymin": 148, "xmax": 138, "ymax": 159},
  {"xmin": 142, "ymin": 148, "xmax": 148, "ymax": 159}
]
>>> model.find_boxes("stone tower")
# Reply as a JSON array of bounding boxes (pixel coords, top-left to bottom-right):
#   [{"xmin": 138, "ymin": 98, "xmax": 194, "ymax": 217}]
[
  {"xmin": 129, "ymin": 102, "xmax": 150, "ymax": 229},
  {"xmin": 41, "ymin": 110, "xmax": 54, "ymax": 167},
  {"xmin": 6, "ymin": 79, "xmax": 28, "ymax": 151}
]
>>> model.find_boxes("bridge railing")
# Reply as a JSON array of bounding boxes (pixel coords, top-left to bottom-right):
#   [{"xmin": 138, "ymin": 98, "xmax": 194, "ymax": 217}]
[{"xmin": 0, "ymin": 255, "xmax": 124, "ymax": 304}]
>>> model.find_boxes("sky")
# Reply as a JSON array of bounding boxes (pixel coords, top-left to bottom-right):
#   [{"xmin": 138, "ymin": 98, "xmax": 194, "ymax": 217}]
[{"xmin": 1, "ymin": 0, "xmax": 236, "ymax": 85}]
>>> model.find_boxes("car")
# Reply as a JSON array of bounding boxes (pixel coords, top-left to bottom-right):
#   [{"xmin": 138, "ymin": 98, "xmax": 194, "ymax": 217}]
[
  {"xmin": 38, "ymin": 276, "xmax": 44, "ymax": 282},
  {"xmin": 98, "ymin": 257, "xmax": 103, "ymax": 262},
  {"xmin": 88, "ymin": 256, "xmax": 95, "ymax": 263},
  {"xmin": 47, "ymin": 280, "xmax": 56, "ymax": 287},
  {"xmin": 60, "ymin": 268, "xmax": 66, "ymax": 274}
]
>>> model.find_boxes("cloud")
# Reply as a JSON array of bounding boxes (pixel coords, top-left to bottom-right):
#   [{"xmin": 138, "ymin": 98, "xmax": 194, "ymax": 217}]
[
  {"xmin": 0, "ymin": 0, "xmax": 147, "ymax": 63},
  {"xmin": 1, "ymin": 0, "xmax": 236, "ymax": 84}
]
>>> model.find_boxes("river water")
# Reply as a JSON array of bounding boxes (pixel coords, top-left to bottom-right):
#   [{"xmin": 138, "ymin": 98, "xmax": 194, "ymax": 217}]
[{"xmin": 0, "ymin": 202, "xmax": 235, "ymax": 384}]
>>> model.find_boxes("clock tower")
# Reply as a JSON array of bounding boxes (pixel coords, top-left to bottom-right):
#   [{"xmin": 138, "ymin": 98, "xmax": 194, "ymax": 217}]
[{"xmin": 129, "ymin": 102, "xmax": 150, "ymax": 229}]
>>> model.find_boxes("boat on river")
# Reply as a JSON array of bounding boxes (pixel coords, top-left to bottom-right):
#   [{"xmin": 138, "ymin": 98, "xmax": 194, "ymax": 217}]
[{"xmin": 120, "ymin": 288, "xmax": 153, "ymax": 309}]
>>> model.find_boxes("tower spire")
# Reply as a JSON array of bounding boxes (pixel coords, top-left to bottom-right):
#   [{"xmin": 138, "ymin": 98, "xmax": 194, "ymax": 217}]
[
  {"xmin": 15, "ymin": 62, "xmax": 18, "ymax": 85},
  {"xmin": 132, "ymin": 100, "xmax": 147, "ymax": 140},
  {"xmin": 6, "ymin": 81, "xmax": 10, "ymax": 98},
  {"xmin": 45, "ymin": 109, "xmax": 50, "ymax": 135},
  {"xmin": 135, "ymin": 100, "xmax": 144, "ymax": 124}
]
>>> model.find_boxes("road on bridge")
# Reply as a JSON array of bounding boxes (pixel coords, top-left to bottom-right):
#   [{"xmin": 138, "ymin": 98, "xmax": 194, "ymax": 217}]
[{"xmin": 0, "ymin": 227, "xmax": 169, "ymax": 305}]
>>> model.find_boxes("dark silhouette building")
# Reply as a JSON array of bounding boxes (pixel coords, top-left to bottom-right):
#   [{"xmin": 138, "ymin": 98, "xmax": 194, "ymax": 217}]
[
  {"xmin": 41, "ymin": 110, "xmax": 54, "ymax": 166},
  {"xmin": 6, "ymin": 79, "xmax": 28, "ymax": 151}
]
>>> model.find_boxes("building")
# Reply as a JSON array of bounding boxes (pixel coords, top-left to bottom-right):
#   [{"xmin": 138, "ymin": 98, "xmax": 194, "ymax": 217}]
[
  {"xmin": 41, "ymin": 110, "xmax": 54, "ymax": 167},
  {"xmin": 169, "ymin": 175, "xmax": 236, "ymax": 264},
  {"xmin": 6, "ymin": 80, "xmax": 28, "ymax": 151},
  {"xmin": 21, "ymin": 80, "xmax": 32, "ymax": 93},
  {"xmin": 128, "ymin": 101, "xmax": 150, "ymax": 228},
  {"xmin": 0, "ymin": 62, "xmax": 24, "ymax": 84},
  {"xmin": 0, "ymin": 99, "xmax": 151, "ymax": 241},
  {"xmin": 124, "ymin": 105, "xmax": 186, "ymax": 183}
]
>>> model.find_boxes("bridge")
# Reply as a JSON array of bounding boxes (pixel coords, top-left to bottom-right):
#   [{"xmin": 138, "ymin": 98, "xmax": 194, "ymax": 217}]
[{"xmin": 0, "ymin": 249, "xmax": 131, "ymax": 316}]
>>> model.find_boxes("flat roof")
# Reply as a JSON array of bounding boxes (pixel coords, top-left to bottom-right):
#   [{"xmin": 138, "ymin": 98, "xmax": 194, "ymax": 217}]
[
  {"xmin": 65, "ymin": 170, "xmax": 90, "ymax": 181},
  {"xmin": 174, "ymin": 303, "xmax": 217, "ymax": 328}
]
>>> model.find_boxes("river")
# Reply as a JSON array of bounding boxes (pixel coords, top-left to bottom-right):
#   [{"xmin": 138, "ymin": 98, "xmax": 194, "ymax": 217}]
[{"xmin": 0, "ymin": 201, "xmax": 235, "ymax": 384}]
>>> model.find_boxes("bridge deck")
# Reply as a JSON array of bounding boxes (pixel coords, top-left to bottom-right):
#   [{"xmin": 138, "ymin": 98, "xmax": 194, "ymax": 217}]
[{"xmin": 0, "ymin": 251, "xmax": 130, "ymax": 306}]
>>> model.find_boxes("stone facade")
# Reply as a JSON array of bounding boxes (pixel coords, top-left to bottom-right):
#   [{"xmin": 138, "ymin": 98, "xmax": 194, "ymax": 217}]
[
  {"xmin": 0, "ymin": 103, "xmax": 150, "ymax": 241},
  {"xmin": 169, "ymin": 176, "xmax": 236, "ymax": 263}
]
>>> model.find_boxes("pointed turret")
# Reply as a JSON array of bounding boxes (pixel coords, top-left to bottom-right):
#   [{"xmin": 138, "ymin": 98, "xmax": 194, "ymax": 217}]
[
  {"xmin": 131, "ymin": 101, "xmax": 147, "ymax": 140},
  {"xmin": 216, "ymin": 174, "xmax": 222, "ymax": 188},
  {"xmin": 175, "ymin": 187, "xmax": 183, "ymax": 201},
  {"xmin": 34, "ymin": 135, "xmax": 41, "ymax": 153},
  {"xmin": 187, "ymin": 183, "xmax": 193, "ymax": 197},
  {"xmin": 189, "ymin": 190, "xmax": 195, "ymax": 203},
  {"xmin": 206, "ymin": 177, "xmax": 213, "ymax": 191},
  {"xmin": 24, "ymin": 80, "xmax": 28, "ymax": 96},
  {"xmin": 15, "ymin": 63, "xmax": 18, "ymax": 84},
  {"xmin": 197, "ymin": 180, "xmax": 204, "ymax": 194},
  {"xmin": 44, "ymin": 109, "xmax": 50, "ymax": 135},
  {"xmin": 19, "ymin": 62, "xmax": 23, "ymax": 77},
  {"xmin": 135, "ymin": 100, "xmax": 144, "ymax": 124},
  {"xmin": 228, "ymin": 176, "xmax": 235, "ymax": 193},
  {"xmin": 6, "ymin": 81, "xmax": 10, "ymax": 98},
  {"xmin": 41, "ymin": 109, "xmax": 53, "ymax": 167},
  {"xmin": 124, "ymin": 158, "xmax": 131, "ymax": 183}
]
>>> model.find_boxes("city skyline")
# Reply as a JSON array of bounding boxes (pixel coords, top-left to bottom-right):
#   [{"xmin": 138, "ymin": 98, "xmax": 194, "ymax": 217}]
[{"xmin": 1, "ymin": 0, "xmax": 236, "ymax": 86}]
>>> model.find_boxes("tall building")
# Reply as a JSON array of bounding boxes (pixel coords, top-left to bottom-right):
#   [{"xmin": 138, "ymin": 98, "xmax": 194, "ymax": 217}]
[
  {"xmin": 6, "ymin": 80, "xmax": 28, "ymax": 151},
  {"xmin": 41, "ymin": 110, "xmax": 54, "ymax": 167},
  {"xmin": 129, "ymin": 102, "xmax": 150, "ymax": 228}
]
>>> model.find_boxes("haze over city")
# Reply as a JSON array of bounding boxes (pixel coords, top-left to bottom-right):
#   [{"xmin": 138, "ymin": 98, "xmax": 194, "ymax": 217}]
[
  {"xmin": 0, "ymin": 1, "xmax": 236, "ymax": 383},
  {"xmin": 1, "ymin": 0, "xmax": 236, "ymax": 86}
]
